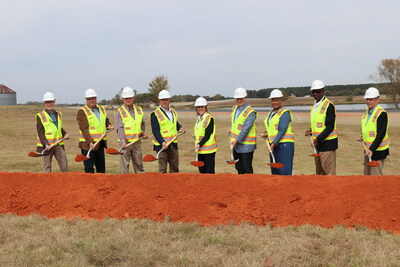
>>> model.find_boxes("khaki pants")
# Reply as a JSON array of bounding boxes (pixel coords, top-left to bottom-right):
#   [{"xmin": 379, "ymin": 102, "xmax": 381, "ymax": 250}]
[
  {"xmin": 315, "ymin": 150, "xmax": 336, "ymax": 175},
  {"xmin": 364, "ymin": 157, "xmax": 384, "ymax": 175},
  {"xmin": 42, "ymin": 145, "xmax": 68, "ymax": 173},
  {"xmin": 119, "ymin": 141, "xmax": 145, "ymax": 174},
  {"xmin": 158, "ymin": 145, "xmax": 179, "ymax": 173}
]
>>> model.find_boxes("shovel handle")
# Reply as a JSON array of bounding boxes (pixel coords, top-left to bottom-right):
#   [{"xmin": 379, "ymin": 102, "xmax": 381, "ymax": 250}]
[
  {"xmin": 87, "ymin": 128, "xmax": 114, "ymax": 157},
  {"xmin": 119, "ymin": 136, "xmax": 145, "ymax": 152},
  {"xmin": 156, "ymin": 132, "xmax": 184, "ymax": 158},
  {"xmin": 358, "ymin": 139, "xmax": 372, "ymax": 162},
  {"xmin": 264, "ymin": 138, "xmax": 277, "ymax": 163},
  {"xmin": 308, "ymin": 135, "xmax": 318, "ymax": 154},
  {"xmin": 42, "ymin": 137, "xmax": 68, "ymax": 154}
]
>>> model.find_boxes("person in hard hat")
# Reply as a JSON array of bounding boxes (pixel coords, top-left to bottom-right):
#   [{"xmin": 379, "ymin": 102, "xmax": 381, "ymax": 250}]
[
  {"xmin": 36, "ymin": 92, "xmax": 69, "ymax": 173},
  {"xmin": 193, "ymin": 97, "xmax": 218, "ymax": 174},
  {"xmin": 151, "ymin": 90, "xmax": 185, "ymax": 173},
  {"xmin": 360, "ymin": 87, "xmax": 389, "ymax": 175},
  {"xmin": 115, "ymin": 87, "xmax": 148, "ymax": 174},
  {"xmin": 305, "ymin": 80, "xmax": 338, "ymax": 175},
  {"xmin": 230, "ymin": 87, "xmax": 257, "ymax": 174},
  {"xmin": 261, "ymin": 89, "xmax": 294, "ymax": 175},
  {"xmin": 76, "ymin": 88, "xmax": 113, "ymax": 173}
]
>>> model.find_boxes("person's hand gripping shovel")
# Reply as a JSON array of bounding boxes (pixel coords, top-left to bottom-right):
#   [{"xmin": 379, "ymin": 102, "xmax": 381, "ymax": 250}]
[
  {"xmin": 225, "ymin": 133, "xmax": 239, "ymax": 165},
  {"xmin": 106, "ymin": 135, "xmax": 147, "ymax": 155},
  {"xmin": 28, "ymin": 135, "xmax": 69, "ymax": 157},
  {"xmin": 190, "ymin": 141, "xmax": 204, "ymax": 167},
  {"xmin": 74, "ymin": 129, "xmax": 114, "ymax": 162},
  {"xmin": 357, "ymin": 138, "xmax": 380, "ymax": 167},
  {"xmin": 143, "ymin": 131, "xmax": 185, "ymax": 162}
]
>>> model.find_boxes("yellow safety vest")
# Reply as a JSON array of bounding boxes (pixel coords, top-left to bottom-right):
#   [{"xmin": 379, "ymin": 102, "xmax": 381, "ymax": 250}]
[
  {"xmin": 116, "ymin": 105, "xmax": 144, "ymax": 143},
  {"xmin": 264, "ymin": 107, "xmax": 294, "ymax": 144},
  {"xmin": 310, "ymin": 97, "xmax": 337, "ymax": 140},
  {"xmin": 361, "ymin": 105, "xmax": 389, "ymax": 151},
  {"xmin": 231, "ymin": 105, "xmax": 257, "ymax": 145},
  {"xmin": 194, "ymin": 113, "xmax": 218, "ymax": 154},
  {"xmin": 36, "ymin": 110, "xmax": 64, "ymax": 147},
  {"xmin": 79, "ymin": 105, "xmax": 107, "ymax": 142},
  {"xmin": 152, "ymin": 107, "xmax": 178, "ymax": 146}
]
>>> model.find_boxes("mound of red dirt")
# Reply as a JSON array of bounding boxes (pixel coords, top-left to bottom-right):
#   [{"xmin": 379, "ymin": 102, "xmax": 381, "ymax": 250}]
[{"xmin": 1, "ymin": 172, "xmax": 399, "ymax": 234}]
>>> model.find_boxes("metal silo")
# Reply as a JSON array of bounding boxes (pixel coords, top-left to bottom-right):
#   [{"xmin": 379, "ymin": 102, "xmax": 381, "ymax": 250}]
[{"xmin": 0, "ymin": 84, "xmax": 17, "ymax": 105}]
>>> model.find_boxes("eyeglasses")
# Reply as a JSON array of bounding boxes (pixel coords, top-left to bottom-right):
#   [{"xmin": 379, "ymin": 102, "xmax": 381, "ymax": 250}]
[{"xmin": 312, "ymin": 90, "xmax": 323, "ymax": 94}]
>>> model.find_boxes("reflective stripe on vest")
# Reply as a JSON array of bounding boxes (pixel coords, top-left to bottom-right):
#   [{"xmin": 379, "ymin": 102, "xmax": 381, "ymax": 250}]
[
  {"xmin": 79, "ymin": 105, "xmax": 107, "ymax": 142},
  {"xmin": 36, "ymin": 111, "xmax": 64, "ymax": 147},
  {"xmin": 116, "ymin": 105, "xmax": 144, "ymax": 143},
  {"xmin": 194, "ymin": 113, "xmax": 218, "ymax": 154},
  {"xmin": 264, "ymin": 107, "xmax": 294, "ymax": 143},
  {"xmin": 361, "ymin": 105, "xmax": 390, "ymax": 151},
  {"xmin": 152, "ymin": 107, "xmax": 178, "ymax": 146},
  {"xmin": 231, "ymin": 105, "xmax": 257, "ymax": 144},
  {"xmin": 310, "ymin": 98, "xmax": 338, "ymax": 140}
]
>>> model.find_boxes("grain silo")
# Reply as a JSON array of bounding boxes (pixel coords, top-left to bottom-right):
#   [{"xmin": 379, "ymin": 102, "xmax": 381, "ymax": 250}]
[{"xmin": 0, "ymin": 84, "xmax": 17, "ymax": 105}]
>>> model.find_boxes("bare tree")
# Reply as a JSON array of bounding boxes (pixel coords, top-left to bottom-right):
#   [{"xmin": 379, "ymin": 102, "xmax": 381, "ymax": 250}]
[
  {"xmin": 148, "ymin": 75, "xmax": 170, "ymax": 103},
  {"xmin": 375, "ymin": 58, "xmax": 400, "ymax": 109}
]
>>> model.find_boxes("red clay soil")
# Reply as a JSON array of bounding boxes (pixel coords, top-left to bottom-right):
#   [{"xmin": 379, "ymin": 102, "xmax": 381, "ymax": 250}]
[{"xmin": 0, "ymin": 172, "xmax": 399, "ymax": 234}]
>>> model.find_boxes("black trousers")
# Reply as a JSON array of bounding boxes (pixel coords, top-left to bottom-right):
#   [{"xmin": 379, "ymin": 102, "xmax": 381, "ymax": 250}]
[
  {"xmin": 197, "ymin": 152, "xmax": 216, "ymax": 174},
  {"xmin": 81, "ymin": 141, "xmax": 106, "ymax": 173},
  {"xmin": 233, "ymin": 150, "xmax": 254, "ymax": 174}
]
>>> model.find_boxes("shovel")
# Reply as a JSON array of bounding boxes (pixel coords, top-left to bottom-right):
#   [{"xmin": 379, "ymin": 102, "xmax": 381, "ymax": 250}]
[
  {"xmin": 225, "ymin": 144, "xmax": 239, "ymax": 165},
  {"xmin": 308, "ymin": 135, "xmax": 321, "ymax": 157},
  {"xmin": 264, "ymin": 138, "xmax": 284, "ymax": 169},
  {"xmin": 106, "ymin": 136, "xmax": 145, "ymax": 155},
  {"xmin": 143, "ymin": 132, "xmax": 184, "ymax": 162},
  {"xmin": 190, "ymin": 148, "xmax": 205, "ymax": 167},
  {"xmin": 357, "ymin": 139, "xmax": 380, "ymax": 167},
  {"xmin": 28, "ymin": 137, "xmax": 68, "ymax": 157},
  {"xmin": 74, "ymin": 129, "xmax": 113, "ymax": 162}
]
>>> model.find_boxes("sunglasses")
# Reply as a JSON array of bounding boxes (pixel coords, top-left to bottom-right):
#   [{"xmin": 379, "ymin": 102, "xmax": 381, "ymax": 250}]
[{"xmin": 312, "ymin": 90, "xmax": 323, "ymax": 94}]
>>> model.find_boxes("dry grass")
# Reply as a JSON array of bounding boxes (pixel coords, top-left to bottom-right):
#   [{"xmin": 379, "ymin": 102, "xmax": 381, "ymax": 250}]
[
  {"xmin": 0, "ymin": 104, "xmax": 398, "ymax": 175},
  {"xmin": 0, "ymin": 214, "xmax": 399, "ymax": 266}
]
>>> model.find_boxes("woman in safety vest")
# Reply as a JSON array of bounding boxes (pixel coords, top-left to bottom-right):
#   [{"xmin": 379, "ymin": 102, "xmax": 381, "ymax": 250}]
[
  {"xmin": 193, "ymin": 97, "xmax": 217, "ymax": 174},
  {"xmin": 261, "ymin": 89, "xmax": 294, "ymax": 175}
]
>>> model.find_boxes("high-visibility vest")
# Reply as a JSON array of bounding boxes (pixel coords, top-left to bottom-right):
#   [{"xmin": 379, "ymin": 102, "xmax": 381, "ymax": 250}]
[
  {"xmin": 361, "ymin": 104, "xmax": 389, "ymax": 151},
  {"xmin": 231, "ymin": 105, "xmax": 257, "ymax": 145},
  {"xmin": 194, "ymin": 113, "xmax": 218, "ymax": 154},
  {"xmin": 36, "ymin": 110, "xmax": 64, "ymax": 147},
  {"xmin": 310, "ymin": 97, "xmax": 337, "ymax": 140},
  {"xmin": 116, "ymin": 105, "xmax": 144, "ymax": 143},
  {"xmin": 152, "ymin": 107, "xmax": 178, "ymax": 146},
  {"xmin": 79, "ymin": 105, "xmax": 107, "ymax": 142},
  {"xmin": 264, "ymin": 107, "xmax": 294, "ymax": 143}
]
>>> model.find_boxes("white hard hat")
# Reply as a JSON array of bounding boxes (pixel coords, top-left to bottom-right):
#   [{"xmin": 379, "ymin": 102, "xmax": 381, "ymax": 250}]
[
  {"xmin": 43, "ymin": 92, "xmax": 56, "ymax": 101},
  {"xmin": 194, "ymin": 97, "xmax": 208, "ymax": 106},
  {"xmin": 158, "ymin": 90, "xmax": 172, "ymax": 99},
  {"xmin": 84, "ymin": 88, "xmax": 97, "ymax": 98},
  {"xmin": 233, "ymin": 87, "xmax": 247, "ymax": 98},
  {"xmin": 121, "ymin": 87, "xmax": 135, "ymax": 98},
  {"xmin": 364, "ymin": 87, "xmax": 380, "ymax": 99},
  {"xmin": 269, "ymin": 89, "xmax": 284, "ymax": 99},
  {"xmin": 310, "ymin": 80, "xmax": 325, "ymax": 90}
]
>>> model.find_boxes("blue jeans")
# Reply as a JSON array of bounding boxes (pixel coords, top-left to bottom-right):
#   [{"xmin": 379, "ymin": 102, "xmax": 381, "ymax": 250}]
[{"xmin": 270, "ymin": 142, "xmax": 294, "ymax": 175}]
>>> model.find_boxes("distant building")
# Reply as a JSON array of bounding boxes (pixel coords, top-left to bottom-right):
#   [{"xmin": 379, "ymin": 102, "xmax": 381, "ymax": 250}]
[{"xmin": 0, "ymin": 84, "xmax": 17, "ymax": 105}]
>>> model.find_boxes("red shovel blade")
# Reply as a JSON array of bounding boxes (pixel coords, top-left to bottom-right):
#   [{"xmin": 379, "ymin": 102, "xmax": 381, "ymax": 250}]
[
  {"xmin": 74, "ymin": 154, "xmax": 89, "ymax": 162},
  {"xmin": 191, "ymin": 161, "xmax": 205, "ymax": 167},
  {"xmin": 365, "ymin": 161, "xmax": 380, "ymax": 167},
  {"xmin": 106, "ymin": 148, "xmax": 121, "ymax": 155},
  {"xmin": 225, "ymin": 159, "xmax": 239, "ymax": 165},
  {"xmin": 28, "ymin": 152, "xmax": 42, "ymax": 157},
  {"xmin": 309, "ymin": 153, "xmax": 322, "ymax": 157},
  {"xmin": 268, "ymin": 162, "xmax": 284, "ymax": 169},
  {"xmin": 143, "ymin": 154, "xmax": 157, "ymax": 162}
]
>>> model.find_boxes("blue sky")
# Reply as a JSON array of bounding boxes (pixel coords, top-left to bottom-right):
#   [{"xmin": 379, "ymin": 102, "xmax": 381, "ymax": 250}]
[{"xmin": 1, "ymin": 0, "xmax": 399, "ymax": 103}]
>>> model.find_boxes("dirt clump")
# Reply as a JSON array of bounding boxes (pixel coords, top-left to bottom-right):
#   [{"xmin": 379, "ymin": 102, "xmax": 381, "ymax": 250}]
[{"xmin": 0, "ymin": 172, "xmax": 399, "ymax": 234}]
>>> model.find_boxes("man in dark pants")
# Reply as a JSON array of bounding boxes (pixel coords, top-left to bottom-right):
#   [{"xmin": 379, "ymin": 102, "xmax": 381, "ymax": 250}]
[
  {"xmin": 151, "ymin": 90, "xmax": 185, "ymax": 173},
  {"xmin": 77, "ymin": 88, "xmax": 113, "ymax": 173},
  {"xmin": 230, "ymin": 87, "xmax": 257, "ymax": 174}
]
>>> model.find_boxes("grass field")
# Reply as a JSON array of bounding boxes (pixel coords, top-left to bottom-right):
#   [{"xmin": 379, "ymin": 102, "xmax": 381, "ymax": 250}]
[{"xmin": 0, "ymin": 103, "xmax": 399, "ymax": 266}]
